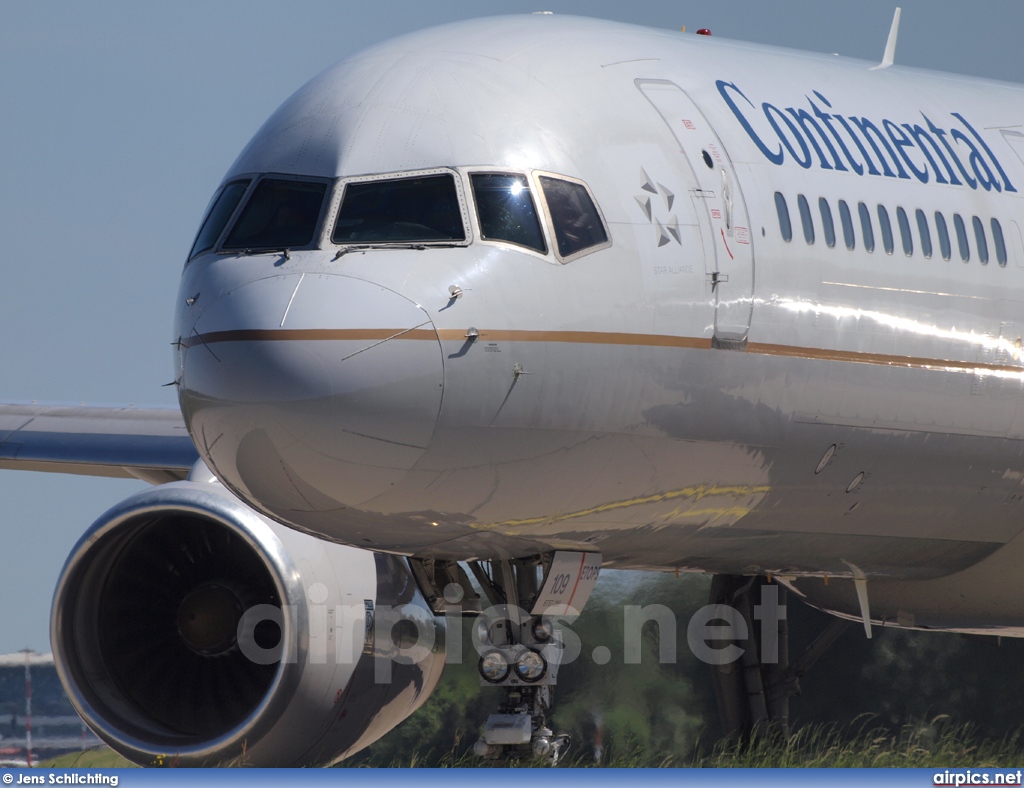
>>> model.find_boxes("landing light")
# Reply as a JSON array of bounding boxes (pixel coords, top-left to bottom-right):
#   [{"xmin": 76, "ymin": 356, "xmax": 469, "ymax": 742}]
[
  {"xmin": 479, "ymin": 650, "xmax": 511, "ymax": 683},
  {"xmin": 476, "ymin": 617, "xmax": 510, "ymax": 646},
  {"xmin": 515, "ymin": 649, "xmax": 547, "ymax": 682}
]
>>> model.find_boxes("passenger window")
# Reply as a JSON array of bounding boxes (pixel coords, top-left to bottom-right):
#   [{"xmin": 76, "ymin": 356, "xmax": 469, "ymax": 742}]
[
  {"xmin": 858, "ymin": 202, "xmax": 875, "ymax": 253},
  {"xmin": 877, "ymin": 205, "xmax": 894, "ymax": 255},
  {"xmin": 992, "ymin": 218, "xmax": 1008, "ymax": 266},
  {"xmin": 935, "ymin": 212, "xmax": 951, "ymax": 260},
  {"xmin": 189, "ymin": 179, "xmax": 251, "ymax": 258},
  {"xmin": 333, "ymin": 174, "xmax": 465, "ymax": 244},
  {"xmin": 471, "ymin": 174, "xmax": 546, "ymax": 253},
  {"xmin": 819, "ymin": 198, "xmax": 836, "ymax": 248},
  {"xmin": 915, "ymin": 209, "xmax": 932, "ymax": 259},
  {"xmin": 798, "ymin": 194, "xmax": 815, "ymax": 244},
  {"xmin": 838, "ymin": 200, "xmax": 855, "ymax": 250},
  {"xmin": 224, "ymin": 178, "xmax": 327, "ymax": 250},
  {"xmin": 538, "ymin": 176, "xmax": 608, "ymax": 259},
  {"xmin": 775, "ymin": 192, "xmax": 792, "ymax": 242},
  {"xmin": 972, "ymin": 216, "xmax": 989, "ymax": 264},
  {"xmin": 896, "ymin": 207, "xmax": 913, "ymax": 257},
  {"xmin": 953, "ymin": 213, "xmax": 970, "ymax": 262}
]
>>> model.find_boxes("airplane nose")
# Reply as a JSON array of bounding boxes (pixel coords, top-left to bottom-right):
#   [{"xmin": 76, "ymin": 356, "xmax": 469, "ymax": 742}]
[{"xmin": 178, "ymin": 274, "xmax": 443, "ymax": 513}]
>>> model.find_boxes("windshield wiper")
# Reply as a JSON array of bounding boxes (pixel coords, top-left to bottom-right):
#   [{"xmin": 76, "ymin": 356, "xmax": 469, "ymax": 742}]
[
  {"xmin": 332, "ymin": 242, "xmax": 463, "ymax": 260},
  {"xmin": 218, "ymin": 248, "xmax": 291, "ymax": 260}
]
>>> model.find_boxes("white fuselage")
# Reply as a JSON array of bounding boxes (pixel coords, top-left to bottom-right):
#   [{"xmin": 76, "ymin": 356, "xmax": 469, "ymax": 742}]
[{"xmin": 174, "ymin": 15, "xmax": 1024, "ymax": 632}]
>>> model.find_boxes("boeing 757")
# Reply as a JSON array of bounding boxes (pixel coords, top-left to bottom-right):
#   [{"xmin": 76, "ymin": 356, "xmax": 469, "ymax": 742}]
[{"xmin": 2, "ymin": 11, "xmax": 1023, "ymax": 765}]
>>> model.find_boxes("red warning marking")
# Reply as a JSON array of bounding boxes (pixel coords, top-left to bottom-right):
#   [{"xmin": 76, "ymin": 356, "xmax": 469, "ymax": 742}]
[
  {"xmin": 682, "ymin": 119, "xmax": 696, "ymax": 130},
  {"xmin": 566, "ymin": 553, "xmax": 587, "ymax": 610},
  {"xmin": 720, "ymin": 228, "xmax": 735, "ymax": 259}
]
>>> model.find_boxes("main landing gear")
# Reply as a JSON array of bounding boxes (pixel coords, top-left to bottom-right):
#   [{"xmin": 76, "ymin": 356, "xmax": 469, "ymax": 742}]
[{"xmin": 707, "ymin": 574, "xmax": 852, "ymax": 742}]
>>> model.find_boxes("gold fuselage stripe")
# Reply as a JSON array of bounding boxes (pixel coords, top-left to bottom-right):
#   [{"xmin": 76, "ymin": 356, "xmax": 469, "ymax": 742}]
[{"xmin": 185, "ymin": 327, "xmax": 1021, "ymax": 375}]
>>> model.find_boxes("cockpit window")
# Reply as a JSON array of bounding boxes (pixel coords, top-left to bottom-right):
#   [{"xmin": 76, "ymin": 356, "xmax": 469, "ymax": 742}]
[
  {"xmin": 189, "ymin": 179, "xmax": 250, "ymax": 259},
  {"xmin": 223, "ymin": 178, "xmax": 327, "ymax": 251},
  {"xmin": 333, "ymin": 174, "xmax": 465, "ymax": 244},
  {"xmin": 538, "ymin": 176, "xmax": 609, "ymax": 260},
  {"xmin": 470, "ymin": 173, "xmax": 546, "ymax": 253}
]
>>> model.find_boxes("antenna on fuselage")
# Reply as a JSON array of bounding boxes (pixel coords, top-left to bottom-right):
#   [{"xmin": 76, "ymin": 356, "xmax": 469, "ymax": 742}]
[{"xmin": 871, "ymin": 7, "xmax": 901, "ymax": 70}]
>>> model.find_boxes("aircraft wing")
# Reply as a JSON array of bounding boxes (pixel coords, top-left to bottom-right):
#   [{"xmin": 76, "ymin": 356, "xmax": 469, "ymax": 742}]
[{"xmin": 0, "ymin": 403, "xmax": 198, "ymax": 485}]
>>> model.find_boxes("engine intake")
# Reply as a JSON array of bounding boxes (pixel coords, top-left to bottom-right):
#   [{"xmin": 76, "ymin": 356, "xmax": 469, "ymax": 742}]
[{"xmin": 52, "ymin": 480, "xmax": 445, "ymax": 766}]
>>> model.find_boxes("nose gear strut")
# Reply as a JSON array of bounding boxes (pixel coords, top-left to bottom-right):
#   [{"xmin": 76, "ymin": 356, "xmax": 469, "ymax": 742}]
[{"xmin": 410, "ymin": 552, "xmax": 601, "ymax": 764}]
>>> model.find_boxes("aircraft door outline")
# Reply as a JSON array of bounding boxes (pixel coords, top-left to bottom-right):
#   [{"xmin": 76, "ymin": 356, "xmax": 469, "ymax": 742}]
[{"xmin": 636, "ymin": 79, "xmax": 754, "ymax": 348}]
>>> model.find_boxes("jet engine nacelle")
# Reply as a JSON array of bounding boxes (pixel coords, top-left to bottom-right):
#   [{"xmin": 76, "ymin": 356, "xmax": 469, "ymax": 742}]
[{"xmin": 51, "ymin": 479, "xmax": 445, "ymax": 767}]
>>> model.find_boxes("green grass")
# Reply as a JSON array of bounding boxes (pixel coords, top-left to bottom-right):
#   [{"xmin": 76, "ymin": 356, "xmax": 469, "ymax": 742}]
[
  {"xmin": 37, "ymin": 748, "xmax": 136, "ymax": 768},
  {"xmin": 692, "ymin": 717, "xmax": 1024, "ymax": 768},
  {"xmin": 343, "ymin": 717, "xmax": 1024, "ymax": 768},
  {"xmin": 35, "ymin": 718, "xmax": 1024, "ymax": 769}
]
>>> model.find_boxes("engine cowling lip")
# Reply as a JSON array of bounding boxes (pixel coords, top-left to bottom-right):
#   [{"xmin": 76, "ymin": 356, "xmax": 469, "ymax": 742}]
[{"xmin": 51, "ymin": 481, "xmax": 310, "ymax": 765}]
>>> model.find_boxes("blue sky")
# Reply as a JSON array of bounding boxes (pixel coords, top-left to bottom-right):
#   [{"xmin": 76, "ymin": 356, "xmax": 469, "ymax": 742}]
[{"xmin": 1, "ymin": 0, "xmax": 1022, "ymax": 654}]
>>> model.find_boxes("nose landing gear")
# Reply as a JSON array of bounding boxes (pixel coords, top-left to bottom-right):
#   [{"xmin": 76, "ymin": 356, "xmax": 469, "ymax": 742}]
[
  {"xmin": 410, "ymin": 552, "xmax": 601, "ymax": 764},
  {"xmin": 469, "ymin": 556, "xmax": 575, "ymax": 764}
]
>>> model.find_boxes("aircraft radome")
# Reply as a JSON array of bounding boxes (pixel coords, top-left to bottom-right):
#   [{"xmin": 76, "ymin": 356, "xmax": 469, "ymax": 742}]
[{"xmin": 2, "ymin": 10, "xmax": 1024, "ymax": 766}]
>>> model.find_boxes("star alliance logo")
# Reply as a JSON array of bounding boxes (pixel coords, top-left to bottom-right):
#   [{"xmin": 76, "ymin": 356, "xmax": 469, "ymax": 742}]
[{"xmin": 635, "ymin": 168, "xmax": 682, "ymax": 247}]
